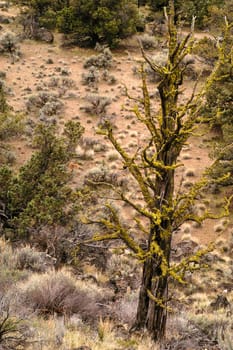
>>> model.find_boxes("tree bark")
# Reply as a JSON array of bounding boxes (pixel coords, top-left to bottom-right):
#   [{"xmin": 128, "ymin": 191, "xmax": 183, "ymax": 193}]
[
  {"xmin": 147, "ymin": 274, "xmax": 169, "ymax": 341},
  {"xmin": 134, "ymin": 155, "xmax": 176, "ymax": 340},
  {"xmin": 135, "ymin": 230, "xmax": 171, "ymax": 341},
  {"xmin": 134, "ymin": 258, "xmax": 153, "ymax": 328}
]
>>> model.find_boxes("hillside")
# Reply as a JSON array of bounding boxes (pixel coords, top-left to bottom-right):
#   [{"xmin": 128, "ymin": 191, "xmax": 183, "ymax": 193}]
[{"xmin": 0, "ymin": 2, "xmax": 232, "ymax": 350}]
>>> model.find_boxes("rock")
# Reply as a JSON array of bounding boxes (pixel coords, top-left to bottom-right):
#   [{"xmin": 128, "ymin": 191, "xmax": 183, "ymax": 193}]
[
  {"xmin": 35, "ymin": 28, "xmax": 54, "ymax": 43},
  {"xmin": 0, "ymin": 15, "xmax": 10, "ymax": 24}
]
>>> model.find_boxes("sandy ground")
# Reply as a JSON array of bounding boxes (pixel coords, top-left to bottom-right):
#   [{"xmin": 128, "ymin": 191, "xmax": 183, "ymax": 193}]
[{"xmin": 0, "ymin": 5, "xmax": 232, "ymax": 247}]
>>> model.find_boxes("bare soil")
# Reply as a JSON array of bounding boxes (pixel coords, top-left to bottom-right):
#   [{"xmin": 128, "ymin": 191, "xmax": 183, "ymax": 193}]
[{"xmin": 0, "ymin": 5, "xmax": 232, "ymax": 248}]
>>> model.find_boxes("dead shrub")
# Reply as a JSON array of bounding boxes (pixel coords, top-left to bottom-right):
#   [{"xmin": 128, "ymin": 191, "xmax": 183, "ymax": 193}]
[
  {"xmin": 107, "ymin": 253, "xmax": 139, "ymax": 280},
  {"xmin": 15, "ymin": 246, "xmax": 56, "ymax": 272},
  {"xmin": 0, "ymin": 294, "xmax": 27, "ymax": 349},
  {"xmin": 113, "ymin": 292, "xmax": 138, "ymax": 324},
  {"xmin": 0, "ymin": 239, "xmax": 29, "ymax": 292},
  {"xmin": 21, "ymin": 271, "xmax": 107, "ymax": 322},
  {"xmin": 27, "ymin": 224, "xmax": 109, "ymax": 272}
]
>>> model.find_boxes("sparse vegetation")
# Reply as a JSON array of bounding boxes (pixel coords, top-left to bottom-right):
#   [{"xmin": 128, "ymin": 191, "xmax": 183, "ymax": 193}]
[
  {"xmin": 0, "ymin": 295, "xmax": 27, "ymax": 349},
  {"xmin": 0, "ymin": 0, "xmax": 232, "ymax": 349},
  {"xmin": 21, "ymin": 270, "xmax": 107, "ymax": 319},
  {"xmin": 0, "ymin": 31, "xmax": 21, "ymax": 61},
  {"xmin": 82, "ymin": 94, "xmax": 111, "ymax": 116},
  {"xmin": 84, "ymin": 48, "xmax": 113, "ymax": 69},
  {"xmin": 139, "ymin": 33, "xmax": 158, "ymax": 50}
]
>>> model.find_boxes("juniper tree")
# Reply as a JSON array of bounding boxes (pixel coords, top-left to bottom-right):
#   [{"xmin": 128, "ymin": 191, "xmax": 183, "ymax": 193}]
[
  {"xmin": 84, "ymin": 0, "xmax": 232, "ymax": 342},
  {"xmin": 57, "ymin": 0, "xmax": 139, "ymax": 47},
  {"xmin": 0, "ymin": 121, "xmax": 84, "ymax": 238}
]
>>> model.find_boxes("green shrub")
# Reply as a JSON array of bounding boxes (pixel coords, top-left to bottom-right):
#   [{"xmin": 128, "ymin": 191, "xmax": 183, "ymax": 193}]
[
  {"xmin": 0, "ymin": 113, "xmax": 24, "ymax": 141},
  {"xmin": 193, "ymin": 37, "xmax": 218, "ymax": 64},
  {"xmin": 0, "ymin": 32, "xmax": 20, "ymax": 56},
  {"xmin": 0, "ymin": 122, "xmax": 84, "ymax": 238},
  {"xmin": 83, "ymin": 94, "xmax": 111, "ymax": 116},
  {"xmin": 57, "ymin": 0, "xmax": 139, "ymax": 47},
  {"xmin": 81, "ymin": 66, "xmax": 99, "ymax": 86},
  {"xmin": 83, "ymin": 48, "xmax": 113, "ymax": 69}
]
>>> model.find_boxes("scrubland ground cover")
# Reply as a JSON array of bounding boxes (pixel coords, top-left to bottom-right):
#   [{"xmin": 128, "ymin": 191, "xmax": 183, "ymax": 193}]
[{"xmin": 0, "ymin": 1, "xmax": 232, "ymax": 349}]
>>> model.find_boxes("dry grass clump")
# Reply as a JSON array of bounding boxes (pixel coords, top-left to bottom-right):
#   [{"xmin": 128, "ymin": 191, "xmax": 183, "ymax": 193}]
[
  {"xmin": 107, "ymin": 252, "xmax": 139, "ymax": 280},
  {"xmin": 189, "ymin": 309, "xmax": 231, "ymax": 340},
  {"xmin": 15, "ymin": 246, "xmax": 55, "ymax": 272},
  {"xmin": 0, "ymin": 238, "xmax": 17, "ymax": 269},
  {"xmin": 0, "ymin": 294, "xmax": 28, "ymax": 349},
  {"xmin": 106, "ymin": 150, "xmax": 119, "ymax": 162},
  {"xmin": 64, "ymin": 316, "xmax": 157, "ymax": 350},
  {"xmin": 113, "ymin": 291, "xmax": 138, "ymax": 324},
  {"xmin": 75, "ymin": 145, "xmax": 94, "ymax": 160},
  {"xmin": 218, "ymin": 323, "xmax": 233, "ymax": 350},
  {"xmin": 0, "ymin": 238, "xmax": 29, "ymax": 291},
  {"xmin": 139, "ymin": 33, "xmax": 158, "ymax": 50},
  {"xmin": 20, "ymin": 270, "xmax": 107, "ymax": 321}
]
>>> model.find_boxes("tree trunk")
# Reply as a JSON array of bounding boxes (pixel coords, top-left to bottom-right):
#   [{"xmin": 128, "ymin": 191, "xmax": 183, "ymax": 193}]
[
  {"xmin": 135, "ymin": 236, "xmax": 171, "ymax": 341},
  {"xmin": 147, "ymin": 273, "xmax": 169, "ymax": 341},
  {"xmin": 134, "ymin": 168, "xmax": 175, "ymax": 340},
  {"xmin": 134, "ymin": 258, "xmax": 153, "ymax": 328}
]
